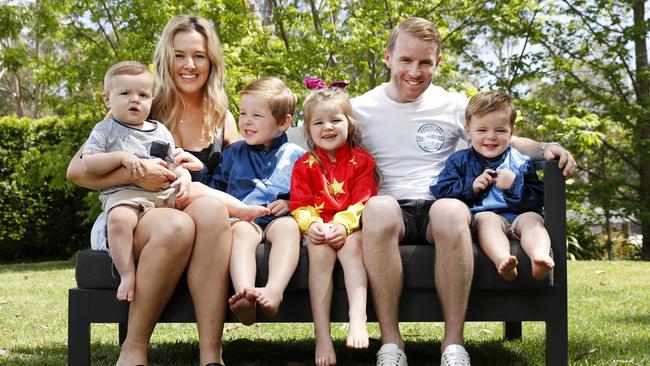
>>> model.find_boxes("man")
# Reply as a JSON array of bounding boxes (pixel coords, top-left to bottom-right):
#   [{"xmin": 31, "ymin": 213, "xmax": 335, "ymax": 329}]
[{"xmin": 351, "ymin": 17, "xmax": 575, "ymax": 366}]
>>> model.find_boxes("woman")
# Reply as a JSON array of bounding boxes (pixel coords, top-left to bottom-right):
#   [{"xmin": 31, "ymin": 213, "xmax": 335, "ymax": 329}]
[{"xmin": 67, "ymin": 15, "xmax": 237, "ymax": 366}]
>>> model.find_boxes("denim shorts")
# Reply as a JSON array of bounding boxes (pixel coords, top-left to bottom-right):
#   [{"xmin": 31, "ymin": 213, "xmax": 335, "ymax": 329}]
[{"xmin": 398, "ymin": 199, "xmax": 435, "ymax": 244}]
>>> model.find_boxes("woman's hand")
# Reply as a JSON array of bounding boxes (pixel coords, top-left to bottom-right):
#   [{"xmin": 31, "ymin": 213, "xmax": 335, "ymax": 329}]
[
  {"xmin": 134, "ymin": 159, "xmax": 176, "ymax": 191},
  {"xmin": 172, "ymin": 148, "xmax": 204, "ymax": 172}
]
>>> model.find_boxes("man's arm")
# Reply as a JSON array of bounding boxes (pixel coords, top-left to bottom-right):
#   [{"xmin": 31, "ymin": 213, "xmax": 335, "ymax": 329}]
[{"xmin": 510, "ymin": 136, "xmax": 577, "ymax": 177}]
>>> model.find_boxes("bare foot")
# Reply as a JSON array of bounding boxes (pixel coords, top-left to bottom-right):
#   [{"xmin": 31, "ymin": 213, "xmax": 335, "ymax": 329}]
[
  {"xmin": 116, "ymin": 272, "xmax": 135, "ymax": 302},
  {"xmin": 346, "ymin": 317, "xmax": 369, "ymax": 349},
  {"xmin": 232, "ymin": 204, "xmax": 270, "ymax": 222},
  {"xmin": 531, "ymin": 253, "xmax": 555, "ymax": 280},
  {"xmin": 497, "ymin": 255, "xmax": 518, "ymax": 281},
  {"xmin": 315, "ymin": 337, "xmax": 337, "ymax": 366},
  {"xmin": 254, "ymin": 287, "xmax": 283, "ymax": 318},
  {"xmin": 115, "ymin": 341, "xmax": 147, "ymax": 366},
  {"xmin": 229, "ymin": 289, "xmax": 257, "ymax": 325}
]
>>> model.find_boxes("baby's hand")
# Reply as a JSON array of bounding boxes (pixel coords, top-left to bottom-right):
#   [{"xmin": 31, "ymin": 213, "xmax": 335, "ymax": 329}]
[
  {"xmin": 268, "ymin": 199, "xmax": 290, "ymax": 216},
  {"xmin": 494, "ymin": 168, "xmax": 516, "ymax": 190},
  {"xmin": 172, "ymin": 148, "xmax": 204, "ymax": 172},
  {"xmin": 307, "ymin": 222, "xmax": 328, "ymax": 245},
  {"xmin": 472, "ymin": 168, "xmax": 496, "ymax": 193},
  {"xmin": 121, "ymin": 153, "xmax": 145, "ymax": 179},
  {"xmin": 324, "ymin": 224, "xmax": 347, "ymax": 249}
]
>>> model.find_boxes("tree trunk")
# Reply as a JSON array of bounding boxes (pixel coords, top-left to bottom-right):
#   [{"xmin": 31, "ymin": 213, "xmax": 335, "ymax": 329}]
[{"xmin": 633, "ymin": 0, "xmax": 650, "ymax": 260}]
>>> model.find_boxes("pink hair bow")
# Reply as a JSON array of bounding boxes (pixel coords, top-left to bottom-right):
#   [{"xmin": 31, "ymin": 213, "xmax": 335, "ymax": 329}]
[{"xmin": 304, "ymin": 77, "xmax": 349, "ymax": 90}]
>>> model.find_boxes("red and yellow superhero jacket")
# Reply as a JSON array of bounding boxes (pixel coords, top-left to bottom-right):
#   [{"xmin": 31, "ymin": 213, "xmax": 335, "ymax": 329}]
[{"xmin": 290, "ymin": 144, "xmax": 378, "ymax": 235}]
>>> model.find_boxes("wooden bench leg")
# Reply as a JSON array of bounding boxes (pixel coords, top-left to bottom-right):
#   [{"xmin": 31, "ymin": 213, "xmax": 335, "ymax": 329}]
[
  {"xmin": 546, "ymin": 316, "xmax": 568, "ymax": 365},
  {"xmin": 68, "ymin": 289, "xmax": 91, "ymax": 366},
  {"xmin": 504, "ymin": 321, "xmax": 522, "ymax": 340},
  {"xmin": 119, "ymin": 322, "xmax": 128, "ymax": 345}
]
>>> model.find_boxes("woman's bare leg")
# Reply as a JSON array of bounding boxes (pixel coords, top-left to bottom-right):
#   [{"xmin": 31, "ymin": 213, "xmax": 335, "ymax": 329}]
[
  {"xmin": 307, "ymin": 241, "xmax": 337, "ymax": 366},
  {"xmin": 183, "ymin": 197, "xmax": 232, "ymax": 366},
  {"xmin": 336, "ymin": 232, "xmax": 369, "ymax": 349},
  {"xmin": 116, "ymin": 208, "xmax": 195, "ymax": 366}
]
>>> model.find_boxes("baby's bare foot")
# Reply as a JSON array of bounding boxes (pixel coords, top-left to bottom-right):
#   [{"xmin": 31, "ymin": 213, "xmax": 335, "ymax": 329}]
[
  {"xmin": 229, "ymin": 289, "xmax": 257, "ymax": 325},
  {"xmin": 532, "ymin": 253, "xmax": 555, "ymax": 280},
  {"xmin": 117, "ymin": 272, "xmax": 135, "ymax": 302},
  {"xmin": 315, "ymin": 337, "xmax": 337, "ymax": 366},
  {"xmin": 254, "ymin": 287, "xmax": 283, "ymax": 319},
  {"xmin": 233, "ymin": 204, "xmax": 270, "ymax": 222},
  {"xmin": 346, "ymin": 317, "xmax": 369, "ymax": 349},
  {"xmin": 497, "ymin": 255, "xmax": 518, "ymax": 281}
]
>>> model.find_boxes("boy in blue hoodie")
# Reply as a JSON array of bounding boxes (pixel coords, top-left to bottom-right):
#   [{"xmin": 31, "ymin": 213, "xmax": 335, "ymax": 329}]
[
  {"xmin": 430, "ymin": 90, "xmax": 554, "ymax": 281},
  {"xmin": 211, "ymin": 77, "xmax": 305, "ymax": 325}
]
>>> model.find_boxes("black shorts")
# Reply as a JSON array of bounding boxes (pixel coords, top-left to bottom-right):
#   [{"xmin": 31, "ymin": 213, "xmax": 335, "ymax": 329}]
[{"xmin": 398, "ymin": 199, "xmax": 435, "ymax": 244}]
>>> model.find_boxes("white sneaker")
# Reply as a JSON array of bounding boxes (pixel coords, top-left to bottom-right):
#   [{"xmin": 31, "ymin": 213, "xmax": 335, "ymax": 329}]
[
  {"xmin": 376, "ymin": 343, "xmax": 407, "ymax": 366},
  {"xmin": 440, "ymin": 344, "xmax": 471, "ymax": 366}
]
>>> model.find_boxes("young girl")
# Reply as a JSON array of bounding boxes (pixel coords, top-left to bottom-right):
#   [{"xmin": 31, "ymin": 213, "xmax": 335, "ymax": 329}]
[{"xmin": 290, "ymin": 84, "xmax": 380, "ymax": 366}]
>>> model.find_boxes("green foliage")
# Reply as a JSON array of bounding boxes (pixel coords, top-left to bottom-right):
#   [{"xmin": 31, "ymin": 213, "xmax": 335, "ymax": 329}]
[{"xmin": 0, "ymin": 115, "xmax": 99, "ymax": 261}]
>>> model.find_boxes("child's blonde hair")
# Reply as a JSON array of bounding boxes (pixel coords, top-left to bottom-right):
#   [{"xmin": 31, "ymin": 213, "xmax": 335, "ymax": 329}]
[
  {"xmin": 103, "ymin": 61, "xmax": 152, "ymax": 95},
  {"xmin": 302, "ymin": 88, "xmax": 382, "ymax": 186},
  {"xmin": 152, "ymin": 15, "xmax": 228, "ymax": 134},
  {"xmin": 240, "ymin": 77, "xmax": 296, "ymax": 123},
  {"xmin": 466, "ymin": 90, "xmax": 517, "ymax": 127}
]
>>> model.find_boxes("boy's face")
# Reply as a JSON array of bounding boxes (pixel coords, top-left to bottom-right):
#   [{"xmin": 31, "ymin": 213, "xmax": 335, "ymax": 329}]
[
  {"xmin": 104, "ymin": 73, "xmax": 154, "ymax": 127},
  {"xmin": 238, "ymin": 94, "xmax": 291, "ymax": 150},
  {"xmin": 465, "ymin": 108, "xmax": 515, "ymax": 159},
  {"xmin": 384, "ymin": 32, "xmax": 439, "ymax": 103}
]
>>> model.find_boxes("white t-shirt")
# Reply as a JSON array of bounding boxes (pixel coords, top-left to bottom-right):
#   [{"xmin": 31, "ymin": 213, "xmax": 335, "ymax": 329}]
[{"xmin": 352, "ymin": 83, "xmax": 468, "ymax": 200}]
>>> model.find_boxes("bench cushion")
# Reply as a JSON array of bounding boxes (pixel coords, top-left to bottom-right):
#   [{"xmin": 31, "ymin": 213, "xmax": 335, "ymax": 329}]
[{"xmin": 75, "ymin": 241, "xmax": 552, "ymax": 291}]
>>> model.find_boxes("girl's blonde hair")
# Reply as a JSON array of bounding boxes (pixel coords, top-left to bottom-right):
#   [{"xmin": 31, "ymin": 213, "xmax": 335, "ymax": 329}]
[
  {"xmin": 302, "ymin": 88, "xmax": 382, "ymax": 186},
  {"xmin": 152, "ymin": 15, "xmax": 228, "ymax": 134}
]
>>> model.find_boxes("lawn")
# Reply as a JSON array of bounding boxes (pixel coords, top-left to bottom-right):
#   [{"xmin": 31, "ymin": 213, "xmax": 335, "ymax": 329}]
[{"xmin": 0, "ymin": 260, "xmax": 648, "ymax": 365}]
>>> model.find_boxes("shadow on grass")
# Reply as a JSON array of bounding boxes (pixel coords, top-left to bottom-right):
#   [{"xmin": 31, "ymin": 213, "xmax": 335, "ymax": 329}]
[
  {"xmin": 0, "ymin": 260, "xmax": 73, "ymax": 274},
  {"xmin": 610, "ymin": 313, "xmax": 650, "ymax": 325},
  {"xmin": 5, "ymin": 339, "xmax": 529, "ymax": 365}
]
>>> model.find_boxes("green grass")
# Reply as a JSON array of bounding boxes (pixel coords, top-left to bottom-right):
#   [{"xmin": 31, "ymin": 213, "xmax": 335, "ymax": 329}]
[{"xmin": 0, "ymin": 260, "xmax": 648, "ymax": 365}]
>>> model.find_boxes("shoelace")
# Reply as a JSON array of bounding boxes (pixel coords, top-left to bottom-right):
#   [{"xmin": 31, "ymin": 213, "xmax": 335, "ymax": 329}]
[
  {"xmin": 441, "ymin": 350, "xmax": 471, "ymax": 366},
  {"xmin": 377, "ymin": 350, "xmax": 404, "ymax": 366}
]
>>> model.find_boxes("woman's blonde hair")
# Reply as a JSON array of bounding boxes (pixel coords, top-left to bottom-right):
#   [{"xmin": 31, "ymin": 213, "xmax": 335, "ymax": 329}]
[
  {"xmin": 302, "ymin": 88, "xmax": 383, "ymax": 186},
  {"xmin": 152, "ymin": 15, "xmax": 228, "ymax": 134}
]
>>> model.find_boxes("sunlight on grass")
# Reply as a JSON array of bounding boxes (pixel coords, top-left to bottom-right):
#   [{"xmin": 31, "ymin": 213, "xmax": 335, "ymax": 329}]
[{"xmin": 0, "ymin": 260, "xmax": 648, "ymax": 365}]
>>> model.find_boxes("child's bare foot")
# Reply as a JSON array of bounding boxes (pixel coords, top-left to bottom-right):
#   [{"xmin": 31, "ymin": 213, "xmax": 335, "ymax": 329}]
[
  {"xmin": 346, "ymin": 317, "xmax": 369, "ymax": 349},
  {"xmin": 229, "ymin": 289, "xmax": 257, "ymax": 325},
  {"xmin": 531, "ymin": 253, "xmax": 555, "ymax": 280},
  {"xmin": 254, "ymin": 286, "xmax": 283, "ymax": 318},
  {"xmin": 116, "ymin": 272, "xmax": 135, "ymax": 302},
  {"xmin": 497, "ymin": 255, "xmax": 518, "ymax": 281},
  {"xmin": 315, "ymin": 337, "xmax": 337, "ymax": 366},
  {"xmin": 232, "ymin": 204, "xmax": 270, "ymax": 222}
]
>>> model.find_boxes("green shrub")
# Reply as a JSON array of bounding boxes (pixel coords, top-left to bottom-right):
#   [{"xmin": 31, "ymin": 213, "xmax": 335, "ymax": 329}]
[{"xmin": 0, "ymin": 115, "xmax": 100, "ymax": 261}]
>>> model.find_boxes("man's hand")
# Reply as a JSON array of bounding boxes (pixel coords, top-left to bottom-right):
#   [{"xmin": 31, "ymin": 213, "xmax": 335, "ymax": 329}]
[
  {"xmin": 544, "ymin": 144, "xmax": 577, "ymax": 177},
  {"xmin": 134, "ymin": 158, "xmax": 176, "ymax": 191},
  {"xmin": 472, "ymin": 168, "xmax": 496, "ymax": 193},
  {"xmin": 268, "ymin": 199, "xmax": 290, "ymax": 216},
  {"xmin": 121, "ymin": 152, "xmax": 145, "ymax": 179},
  {"xmin": 494, "ymin": 168, "xmax": 516, "ymax": 190}
]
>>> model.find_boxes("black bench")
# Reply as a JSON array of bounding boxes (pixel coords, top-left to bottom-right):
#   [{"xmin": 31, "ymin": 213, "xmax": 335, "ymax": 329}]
[{"xmin": 68, "ymin": 160, "xmax": 567, "ymax": 365}]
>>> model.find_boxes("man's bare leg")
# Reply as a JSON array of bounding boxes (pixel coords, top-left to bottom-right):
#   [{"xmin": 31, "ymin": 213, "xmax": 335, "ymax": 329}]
[
  {"xmin": 427, "ymin": 198, "xmax": 473, "ymax": 350},
  {"xmin": 361, "ymin": 196, "xmax": 405, "ymax": 349}
]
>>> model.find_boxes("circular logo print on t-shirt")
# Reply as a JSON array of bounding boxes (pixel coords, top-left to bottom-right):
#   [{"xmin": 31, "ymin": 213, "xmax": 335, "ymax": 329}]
[{"xmin": 416, "ymin": 123, "xmax": 445, "ymax": 152}]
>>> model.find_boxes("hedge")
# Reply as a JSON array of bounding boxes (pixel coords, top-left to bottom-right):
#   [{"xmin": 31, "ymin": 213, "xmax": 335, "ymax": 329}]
[{"xmin": 0, "ymin": 115, "xmax": 101, "ymax": 261}]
